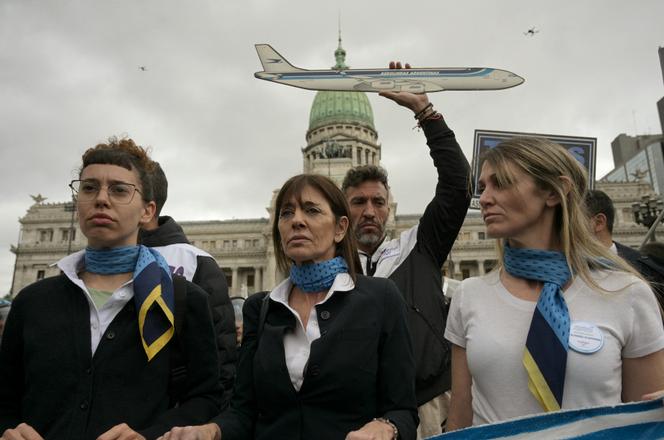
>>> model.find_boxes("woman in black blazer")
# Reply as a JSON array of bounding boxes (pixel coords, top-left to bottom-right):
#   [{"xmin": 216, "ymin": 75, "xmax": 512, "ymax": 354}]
[{"xmin": 160, "ymin": 174, "xmax": 418, "ymax": 440}]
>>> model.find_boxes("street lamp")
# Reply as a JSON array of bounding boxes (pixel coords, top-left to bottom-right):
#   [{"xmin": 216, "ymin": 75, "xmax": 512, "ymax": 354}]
[{"xmin": 632, "ymin": 194, "xmax": 664, "ymax": 246}]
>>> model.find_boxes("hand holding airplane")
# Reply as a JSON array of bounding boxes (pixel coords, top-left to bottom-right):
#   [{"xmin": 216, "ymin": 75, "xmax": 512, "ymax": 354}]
[
  {"xmin": 378, "ymin": 61, "xmax": 431, "ymax": 114},
  {"xmin": 254, "ymin": 44, "xmax": 524, "ymax": 93}
]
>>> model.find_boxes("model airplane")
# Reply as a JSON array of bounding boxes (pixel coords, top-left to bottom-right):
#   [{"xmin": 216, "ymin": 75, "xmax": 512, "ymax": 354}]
[{"xmin": 254, "ymin": 44, "xmax": 524, "ymax": 93}]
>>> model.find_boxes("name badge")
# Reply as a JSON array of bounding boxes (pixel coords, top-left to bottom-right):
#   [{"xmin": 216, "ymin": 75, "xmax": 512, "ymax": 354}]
[{"xmin": 568, "ymin": 321, "xmax": 604, "ymax": 354}]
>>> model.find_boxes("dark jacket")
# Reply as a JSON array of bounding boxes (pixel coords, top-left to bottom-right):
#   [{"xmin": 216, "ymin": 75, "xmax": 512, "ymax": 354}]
[
  {"xmin": 0, "ymin": 275, "xmax": 221, "ymax": 440},
  {"xmin": 616, "ymin": 241, "xmax": 664, "ymax": 312},
  {"xmin": 358, "ymin": 116, "xmax": 471, "ymax": 404},
  {"xmin": 214, "ymin": 276, "xmax": 418, "ymax": 440},
  {"xmin": 615, "ymin": 241, "xmax": 643, "ymax": 268},
  {"xmin": 139, "ymin": 216, "xmax": 237, "ymax": 409}
]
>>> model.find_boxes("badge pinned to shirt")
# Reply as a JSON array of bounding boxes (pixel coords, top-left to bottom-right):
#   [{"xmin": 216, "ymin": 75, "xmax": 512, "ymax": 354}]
[{"xmin": 568, "ymin": 321, "xmax": 604, "ymax": 354}]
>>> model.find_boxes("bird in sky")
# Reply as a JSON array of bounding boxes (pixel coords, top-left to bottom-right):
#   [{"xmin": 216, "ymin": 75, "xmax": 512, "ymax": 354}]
[
  {"xmin": 524, "ymin": 27, "xmax": 539, "ymax": 37},
  {"xmin": 139, "ymin": 66, "xmax": 148, "ymax": 71}
]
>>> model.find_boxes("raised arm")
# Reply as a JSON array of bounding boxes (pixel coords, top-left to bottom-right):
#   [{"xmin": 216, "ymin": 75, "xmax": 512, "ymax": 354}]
[{"xmin": 380, "ymin": 62, "xmax": 471, "ymax": 268}]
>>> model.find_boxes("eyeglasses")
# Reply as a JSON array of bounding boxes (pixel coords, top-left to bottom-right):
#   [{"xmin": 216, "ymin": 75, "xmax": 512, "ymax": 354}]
[{"xmin": 69, "ymin": 179, "xmax": 142, "ymax": 204}]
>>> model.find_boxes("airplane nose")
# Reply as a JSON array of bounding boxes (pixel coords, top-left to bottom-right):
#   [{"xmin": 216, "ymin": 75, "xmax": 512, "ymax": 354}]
[{"xmin": 510, "ymin": 73, "xmax": 525, "ymax": 86}]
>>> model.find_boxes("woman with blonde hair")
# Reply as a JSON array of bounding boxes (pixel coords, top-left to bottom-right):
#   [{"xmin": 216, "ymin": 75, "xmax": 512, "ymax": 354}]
[{"xmin": 445, "ymin": 137, "xmax": 664, "ymax": 429}]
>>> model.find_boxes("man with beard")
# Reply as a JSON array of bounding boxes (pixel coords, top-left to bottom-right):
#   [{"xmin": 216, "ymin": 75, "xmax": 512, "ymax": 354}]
[{"xmin": 342, "ymin": 79, "xmax": 471, "ymax": 438}]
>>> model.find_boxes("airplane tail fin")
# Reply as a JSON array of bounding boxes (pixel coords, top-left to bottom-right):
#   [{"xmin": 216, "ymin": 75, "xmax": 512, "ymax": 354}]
[{"xmin": 255, "ymin": 44, "xmax": 303, "ymax": 72}]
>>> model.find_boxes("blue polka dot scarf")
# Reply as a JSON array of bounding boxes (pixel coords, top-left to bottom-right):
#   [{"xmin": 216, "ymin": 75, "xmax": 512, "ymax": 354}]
[
  {"xmin": 503, "ymin": 243, "xmax": 572, "ymax": 412},
  {"xmin": 289, "ymin": 256, "xmax": 348, "ymax": 293},
  {"xmin": 85, "ymin": 245, "xmax": 175, "ymax": 361}
]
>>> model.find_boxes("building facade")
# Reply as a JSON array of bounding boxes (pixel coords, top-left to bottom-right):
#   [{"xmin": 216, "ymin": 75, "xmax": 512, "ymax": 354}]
[
  {"xmin": 604, "ymin": 136, "xmax": 664, "ymax": 194},
  {"xmin": 10, "ymin": 179, "xmax": 657, "ymax": 298}
]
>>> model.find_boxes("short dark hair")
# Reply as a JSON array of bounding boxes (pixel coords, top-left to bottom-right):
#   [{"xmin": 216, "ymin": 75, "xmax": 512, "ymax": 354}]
[
  {"xmin": 341, "ymin": 165, "xmax": 390, "ymax": 194},
  {"xmin": 151, "ymin": 162, "xmax": 168, "ymax": 216},
  {"xmin": 79, "ymin": 137, "xmax": 155, "ymax": 203},
  {"xmin": 584, "ymin": 190, "xmax": 615, "ymax": 233},
  {"xmin": 272, "ymin": 174, "xmax": 361, "ymax": 280}
]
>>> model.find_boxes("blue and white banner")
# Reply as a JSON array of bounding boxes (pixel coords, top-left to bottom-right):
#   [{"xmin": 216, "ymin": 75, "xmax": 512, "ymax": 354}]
[{"xmin": 430, "ymin": 399, "xmax": 664, "ymax": 439}]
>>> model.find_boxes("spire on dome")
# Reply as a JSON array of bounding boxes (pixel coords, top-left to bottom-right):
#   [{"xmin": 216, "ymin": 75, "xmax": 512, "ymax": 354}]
[{"xmin": 333, "ymin": 17, "xmax": 348, "ymax": 70}]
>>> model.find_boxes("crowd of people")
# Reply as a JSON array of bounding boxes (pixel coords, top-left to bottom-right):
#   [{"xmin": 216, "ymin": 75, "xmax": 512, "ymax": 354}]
[{"xmin": 1, "ymin": 63, "xmax": 664, "ymax": 440}]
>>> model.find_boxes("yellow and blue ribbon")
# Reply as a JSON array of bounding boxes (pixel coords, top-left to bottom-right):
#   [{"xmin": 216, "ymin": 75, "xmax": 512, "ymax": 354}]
[
  {"xmin": 504, "ymin": 244, "xmax": 571, "ymax": 411},
  {"xmin": 132, "ymin": 246, "xmax": 175, "ymax": 361}
]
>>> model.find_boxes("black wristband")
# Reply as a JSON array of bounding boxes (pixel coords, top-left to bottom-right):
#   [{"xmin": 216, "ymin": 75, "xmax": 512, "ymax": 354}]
[{"xmin": 413, "ymin": 103, "xmax": 433, "ymax": 120}]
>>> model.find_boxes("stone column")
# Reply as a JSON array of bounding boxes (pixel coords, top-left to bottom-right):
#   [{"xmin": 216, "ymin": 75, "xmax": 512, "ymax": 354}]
[
  {"xmin": 255, "ymin": 266, "xmax": 262, "ymax": 292},
  {"xmin": 446, "ymin": 260, "xmax": 455, "ymax": 279},
  {"xmin": 231, "ymin": 267, "xmax": 238, "ymax": 296},
  {"xmin": 477, "ymin": 259, "xmax": 485, "ymax": 276}
]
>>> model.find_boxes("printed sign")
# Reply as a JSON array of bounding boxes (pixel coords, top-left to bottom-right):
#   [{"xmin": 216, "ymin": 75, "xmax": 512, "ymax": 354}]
[{"xmin": 470, "ymin": 130, "xmax": 597, "ymax": 206}]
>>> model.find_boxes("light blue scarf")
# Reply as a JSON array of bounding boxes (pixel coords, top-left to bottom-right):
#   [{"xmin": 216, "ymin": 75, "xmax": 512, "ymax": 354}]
[
  {"xmin": 85, "ymin": 245, "xmax": 140, "ymax": 274},
  {"xmin": 289, "ymin": 256, "xmax": 348, "ymax": 293},
  {"xmin": 503, "ymin": 243, "xmax": 571, "ymax": 411}
]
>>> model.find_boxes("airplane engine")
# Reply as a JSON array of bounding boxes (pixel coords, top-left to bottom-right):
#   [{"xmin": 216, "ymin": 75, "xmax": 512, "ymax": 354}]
[
  {"xmin": 401, "ymin": 83, "xmax": 425, "ymax": 93},
  {"xmin": 370, "ymin": 80, "xmax": 395, "ymax": 90}
]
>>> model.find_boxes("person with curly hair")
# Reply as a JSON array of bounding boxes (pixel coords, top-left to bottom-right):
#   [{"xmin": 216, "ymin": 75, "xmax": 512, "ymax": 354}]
[{"xmin": 0, "ymin": 137, "xmax": 222, "ymax": 440}]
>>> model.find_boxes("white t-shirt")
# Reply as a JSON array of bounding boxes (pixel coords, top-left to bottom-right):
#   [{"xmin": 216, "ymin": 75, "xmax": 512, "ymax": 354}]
[{"xmin": 445, "ymin": 269, "xmax": 664, "ymax": 426}]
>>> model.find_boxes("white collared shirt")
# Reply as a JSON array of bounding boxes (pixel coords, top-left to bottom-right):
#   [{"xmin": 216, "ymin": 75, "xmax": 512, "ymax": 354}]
[
  {"xmin": 57, "ymin": 250, "xmax": 134, "ymax": 355},
  {"xmin": 269, "ymin": 273, "xmax": 354, "ymax": 391},
  {"xmin": 609, "ymin": 242, "xmax": 618, "ymax": 255}
]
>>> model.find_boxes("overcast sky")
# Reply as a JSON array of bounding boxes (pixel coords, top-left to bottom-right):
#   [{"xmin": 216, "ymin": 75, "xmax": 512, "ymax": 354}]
[{"xmin": 1, "ymin": 0, "xmax": 663, "ymax": 294}]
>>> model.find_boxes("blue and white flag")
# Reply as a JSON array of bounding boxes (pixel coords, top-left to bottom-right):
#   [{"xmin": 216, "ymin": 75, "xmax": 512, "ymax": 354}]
[{"xmin": 430, "ymin": 399, "xmax": 664, "ymax": 439}]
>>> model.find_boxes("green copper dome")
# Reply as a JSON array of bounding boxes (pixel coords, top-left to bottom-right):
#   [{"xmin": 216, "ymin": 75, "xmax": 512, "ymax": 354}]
[
  {"xmin": 308, "ymin": 91, "xmax": 375, "ymax": 131},
  {"xmin": 308, "ymin": 35, "xmax": 375, "ymax": 132}
]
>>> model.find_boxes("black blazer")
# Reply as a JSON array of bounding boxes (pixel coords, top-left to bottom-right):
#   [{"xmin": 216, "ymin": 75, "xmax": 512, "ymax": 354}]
[
  {"xmin": 214, "ymin": 275, "xmax": 418, "ymax": 440},
  {"xmin": 0, "ymin": 274, "xmax": 222, "ymax": 440}
]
